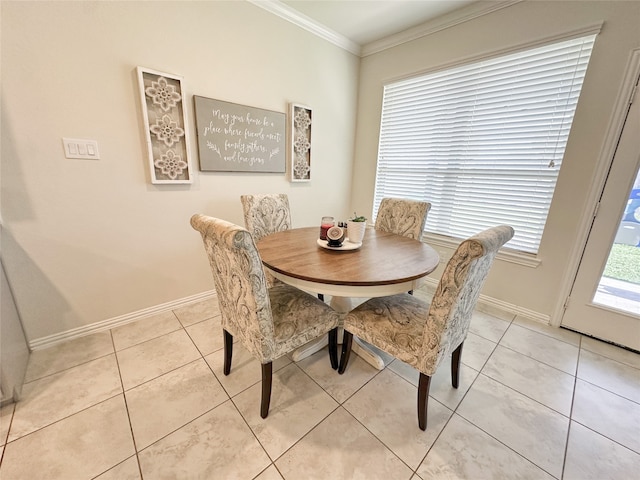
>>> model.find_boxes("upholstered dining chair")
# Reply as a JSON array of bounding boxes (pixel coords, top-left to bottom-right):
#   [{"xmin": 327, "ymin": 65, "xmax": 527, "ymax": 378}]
[
  {"xmin": 241, "ymin": 193, "xmax": 325, "ymax": 301},
  {"xmin": 191, "ymin": 214, "xmax": 340, "ymax": 418},
  {"xmin": 375, "ymin": 197, "xmax": 432, "ymax": 295},
  {"xmin": 338, "ymin": 225, "xmax": 514, "ymax": 430},
  {"xmin": 375, "ymin": 197, "xmax": 431, "ymax": 241},
  {"xmin": 240, "ymin": 193, "xmax": 292, "ymax": 243}
]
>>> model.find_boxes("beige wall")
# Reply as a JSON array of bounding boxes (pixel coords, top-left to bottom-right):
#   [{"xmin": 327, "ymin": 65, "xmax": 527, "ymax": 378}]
[
  {"xmin": 1, "ymin": 1, "xmax": 359, "ymax": 341},
  {"xmin": 350, "ymin": 0, "xmax": 640, "ymax": 319},
  {"xmin": 4, "ymin": 0, "xmax": 639, "ymax": 343}
]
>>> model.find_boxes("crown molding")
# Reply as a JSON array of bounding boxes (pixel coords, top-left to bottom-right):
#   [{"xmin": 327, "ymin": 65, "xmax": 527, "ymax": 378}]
[
  {"xmin": 248, "ymin": 0, "xmax": 522, "ymax": 58},
  {"xmin": 361, "ymin": 1, "xmax": 522, "ymax": 57},
  {"xmin": 248, "ymin": 0, "xmax": 362, "ymax": 56}
]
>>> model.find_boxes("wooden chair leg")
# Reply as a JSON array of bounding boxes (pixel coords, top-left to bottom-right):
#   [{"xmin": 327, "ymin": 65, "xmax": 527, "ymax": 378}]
[
  {"xmin": 328, "ymin": 327, "xmax": 338, "ymax": 370},
  {"xmin": 338, "ymin": 331, "xmax": 353, "ymax": 374},
  {"xmin": 223, "ymin": 329, "xmax": 233, "ymax": 376},
  {"xmin": 260, "ymin": 362, "xmax": 273, "ymax": 419},
  {"xmin": 451, "ymin": 342, "xmax": 464, "ymax": 388},
  {"xmin": 418, "ymin": 373, "xmax": 432, "ymax": 431}
]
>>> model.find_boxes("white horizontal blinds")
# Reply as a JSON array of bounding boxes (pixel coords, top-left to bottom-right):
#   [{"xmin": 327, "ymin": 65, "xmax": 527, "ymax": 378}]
[{"xmin": 374, "ymin": 34, "xmax": 597, "ymax": 253}]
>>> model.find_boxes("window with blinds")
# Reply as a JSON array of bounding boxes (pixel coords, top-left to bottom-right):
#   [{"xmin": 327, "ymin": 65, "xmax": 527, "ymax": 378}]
[{"xmin": 374, "ymin": 33, "xmax": 598, "ymax": 254}]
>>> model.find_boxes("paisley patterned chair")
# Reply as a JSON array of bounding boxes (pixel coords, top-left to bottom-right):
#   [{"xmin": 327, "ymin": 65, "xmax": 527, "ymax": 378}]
[
  {"xmin": 375, "ymin": 197, "xmax": 432, "ymax": 294},
  {"xmin": 191, "ymin": 214, "xmax": 340, "ymax": 418},
  {"xmin": 240, "ymin": 194, "xmax": 292, "ymax": 243},
  {"xmin": 241, "ymin": 193, "xmax": 325, "ymax": 301},
  {"xmin": 338, "ymin": 225, "xmax": 514, "ymax": 430},
  {"xmin": 375, "ymin": 197, "xmax": 432, "ymax": 241}
]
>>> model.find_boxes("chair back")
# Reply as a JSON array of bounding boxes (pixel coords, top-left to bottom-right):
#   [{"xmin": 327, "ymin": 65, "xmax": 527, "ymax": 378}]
[
  {"xmin": 241, "ymin": 194, "xmax": 292, "ymax": 242},
  {"xmin": 420, "ymin": 225, "xmax": 514, "ymax": 373},
  {"xmin": 375, "ymin": 197, "xmax": 431, "ymax": 240},
  {"xmin": 190, "ymin": 214, "xmax": 276, "ymax": 361}
]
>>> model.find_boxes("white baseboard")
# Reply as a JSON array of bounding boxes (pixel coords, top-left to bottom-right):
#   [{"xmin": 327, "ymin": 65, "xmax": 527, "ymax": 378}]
[
  {"xmin": 29, "ymin": 280, "xmax": 552, "ymax": 351},
  {"xmin": 420, "ymin": 278, "xmax": 551, "ymax": 325},
  {"xmin": 29, "ymin": 290, "xmax": 217, "ymax": 351}
]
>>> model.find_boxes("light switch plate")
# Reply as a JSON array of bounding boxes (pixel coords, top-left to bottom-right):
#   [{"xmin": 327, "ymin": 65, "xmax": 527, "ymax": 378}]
[{"xmin": 63, "ymin": 138, "xmax": 100, "ymax": 159}]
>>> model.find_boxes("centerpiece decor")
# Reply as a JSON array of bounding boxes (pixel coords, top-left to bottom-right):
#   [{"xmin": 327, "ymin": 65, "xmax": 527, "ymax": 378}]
[{"xmin": 347, "ymin": 212, "xmax": 367, "ymax": 244}]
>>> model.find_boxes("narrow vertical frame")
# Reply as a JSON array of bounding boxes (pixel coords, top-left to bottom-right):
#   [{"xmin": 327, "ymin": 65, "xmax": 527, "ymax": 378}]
[
  {"xmin": 289, "ymin": 103, "xmax": 312, "ymax": 182},
  {"xmin": 137, "ymin": 66, "xmax": 193, "ymax": 184}
]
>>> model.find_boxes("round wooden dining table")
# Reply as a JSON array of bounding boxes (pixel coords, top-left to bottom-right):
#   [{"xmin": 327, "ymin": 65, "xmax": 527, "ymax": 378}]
[{"xmin": 256, "ymin": 226, "xmax": 440, "ymax": 369}]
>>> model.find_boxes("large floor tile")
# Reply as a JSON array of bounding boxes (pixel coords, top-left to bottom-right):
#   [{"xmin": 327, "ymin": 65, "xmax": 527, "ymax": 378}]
[
  {"xmin": 417, "ymin": 414, "xmax": 555, "ymax": 479},
  {"xmin": 580, "ymin": 336, "xmax": 640, "ymax": 369},
  {"xmin": 276, "ymin": 407, "xmax": 413, "ymax": 479},
  {"xmin": 234, "ymin": 363, "xmax": 338, "ymax": 460},
  {"xmin": 469, "ymin": 310, "xmax": 511, "ymax": 343},
  {"xmin": 577, "ymin": 349, "xmax": 640, "ymax": 403},
  {"xmin": 0, "ymin": 395, "xmax": 135, "ymax": 479},
  {"xmin": 344, "ymin": 369, "xmax": 453, "ymax": 469},
  {"xmin": 204, "ymin": 343, "xmax": 291, "ymax": 398},
  {"xmin": 460, "ymin": 331, "xmax": 496, "ymax": 371},
  {"xmin": 572, "ymin": 379, "xmax": 640, "ymax": 453},
  {"xmin": 387, "ymin": 356, "xmax": 478, "ymax": 411},
  {"xmin": 513, "ymin": 316, "xmax": 581, "ymax": 346},
  {"xmin": 255, "ymin": 464, "xmax": 284, "ymax": 480},
  {"xmin": 138, "ymin": 400, "xmax": 271, "ymax": 479},
  {"xmin": 563, "ymin": 421, "xmax": 640, "ymax": 479},
  {"xmin": 482, "ymin": 345, "xmax": 575, "ymax": 415},
  {"xmin": 116, "ymin": 329, "xmax": 201, "ymax": 390},
  {"xmin": 500, "ymin": 324, "xmax": 579, "ymax": 374},
  {"xmin": 457, "ymin": 374, "xmax": 569, "ymax": 478},
  {"xmin": 9, "ymin": 354, "xmax": 122, "ymax": 441},
  {"xmin": 24, "ymin": 330, "xmax": 114, "ymax": 382},
  {"xmin": 297, "ymin": 346, "xmax": 378, "ymax": 403},
  {"xmin": 172, "ymin": 297, "xmax": 220, "ymax": 327},
  {"xmin": 126, "ymin": 359, "xmax": 228, "ymax": 449},
  {"xmin": 94, "ymin": 456, "xmax": 141, "ymax": 480},
  {"xmin": 111, "ymin": 311, "xmax": 182, "ymax": 351},
  {"xmin": 0, "ymin": 404, "xmax": 15, "ymax": 446},
  {"xmin": 185, "ymin": 316, "xmax": 225, "ymax": 356}
]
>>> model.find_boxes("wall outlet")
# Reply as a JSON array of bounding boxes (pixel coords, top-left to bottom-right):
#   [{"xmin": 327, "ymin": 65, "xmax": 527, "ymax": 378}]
[{"xmin": 63, "ymin": 138, "xmax": 100, "ymax": 160}]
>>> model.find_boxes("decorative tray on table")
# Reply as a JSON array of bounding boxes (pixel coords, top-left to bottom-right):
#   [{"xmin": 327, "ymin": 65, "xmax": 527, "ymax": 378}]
[{"xmin": 316, "ymin": 238, "xmax": 362, "ymax": 251}]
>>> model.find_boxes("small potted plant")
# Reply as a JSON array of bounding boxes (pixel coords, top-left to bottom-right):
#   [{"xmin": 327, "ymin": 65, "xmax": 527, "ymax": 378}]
[{"xmin": 347, "ymin": 212, "xmax": 367, "ymax": 244}]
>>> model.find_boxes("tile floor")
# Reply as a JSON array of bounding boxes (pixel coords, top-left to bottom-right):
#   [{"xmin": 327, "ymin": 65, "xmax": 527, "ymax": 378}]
[{"xmin": 1, "ymin": 288, "xmax": 639, "ymax": 479}]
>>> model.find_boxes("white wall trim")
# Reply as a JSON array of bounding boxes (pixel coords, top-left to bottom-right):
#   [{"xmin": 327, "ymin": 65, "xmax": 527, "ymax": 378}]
[
  {"xmin": 249, "ymin": 0, "xmax": 522, "ymax": 58},
  {"xmin": 28, "ymin": 276, "xmax": 553, "ymax": 351},
  {"xmin": 421, "ymin": 277, "xmax": 551, "ymax": 325},
  {"xmin": 29, "ymin": 290, "xmax": 217, "ymax": 351},
  {"xmin": 248, "ymin": 0, "xmax": 362, "ymax": 56},
  {"xmin": 362, "ymin": 1, "xmax": 522, "ymax": 57},
  {"xmin": 551, "ymin": 48, "xmax": 640, "ymax": 327}
]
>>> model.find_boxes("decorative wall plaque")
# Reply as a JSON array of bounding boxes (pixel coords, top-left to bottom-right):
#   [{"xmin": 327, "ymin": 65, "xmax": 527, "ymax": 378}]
[
  {"xmin": 137, "ymin": 67, "xmax": 193, "ymax": 184},
  {"xmin": 289, "ymin": 103, "xmax": 312, "ymax": 182}
]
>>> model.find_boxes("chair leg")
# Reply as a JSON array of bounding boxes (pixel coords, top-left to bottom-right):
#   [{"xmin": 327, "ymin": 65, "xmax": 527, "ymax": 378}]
[
  {"xmin": 451, "ymin": 342, "xmax": 464, "ymax": 388},
  {"xmin": 328, "ymin": 327, "xmax": 338, "ymax": 370},
  {"xmin": 223, "ymin": 329, "xmax": 233, "ymax": 376},
  {"xmin": 318, "ymin": 293, "xmax": 324, "ymax": 301},
  {"xmin": 338, "ymin": 331, "xmax": 353, "ymax": 374},
  {"xmin": 418, "ymin": 373, "xmax": 432, "ymax": 431},
  {"xmin": 260, "ymin": 362, "xmax": 273, "ymax": 419}
]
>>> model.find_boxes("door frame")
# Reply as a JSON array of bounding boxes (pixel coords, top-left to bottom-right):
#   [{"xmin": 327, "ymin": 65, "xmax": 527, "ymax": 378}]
[{"xmin": 552, "ymin": 48, "xmax": 640, "ymax": 328}]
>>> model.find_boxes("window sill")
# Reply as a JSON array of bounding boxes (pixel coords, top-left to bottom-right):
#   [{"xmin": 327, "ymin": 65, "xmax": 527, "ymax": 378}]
[{"xmin": 422, "ymin": 233, "xmax": 542, "ymax": 268}]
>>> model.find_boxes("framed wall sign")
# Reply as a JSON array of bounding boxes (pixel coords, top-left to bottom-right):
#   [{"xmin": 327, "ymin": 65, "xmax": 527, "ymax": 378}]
[
  {"xmin": 193, "ymin": 96, "xmax": 286, "ymax": 173},
  {"xmin": 137, "ymin": 66, "xmax": 193, "ymax": 184},
  {"xmin": 289, "ymin": 103, "xmax": 312, "ymax": 182}
]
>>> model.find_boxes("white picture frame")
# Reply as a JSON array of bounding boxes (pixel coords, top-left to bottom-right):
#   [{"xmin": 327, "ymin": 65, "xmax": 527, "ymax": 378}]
[
  {"xmin": 137, "ymin": 66, "xmax": 193, "ymax": 184},
  {"xmin": 289, "ymin": 103, "xmax": 312, "ymax": 182}
]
